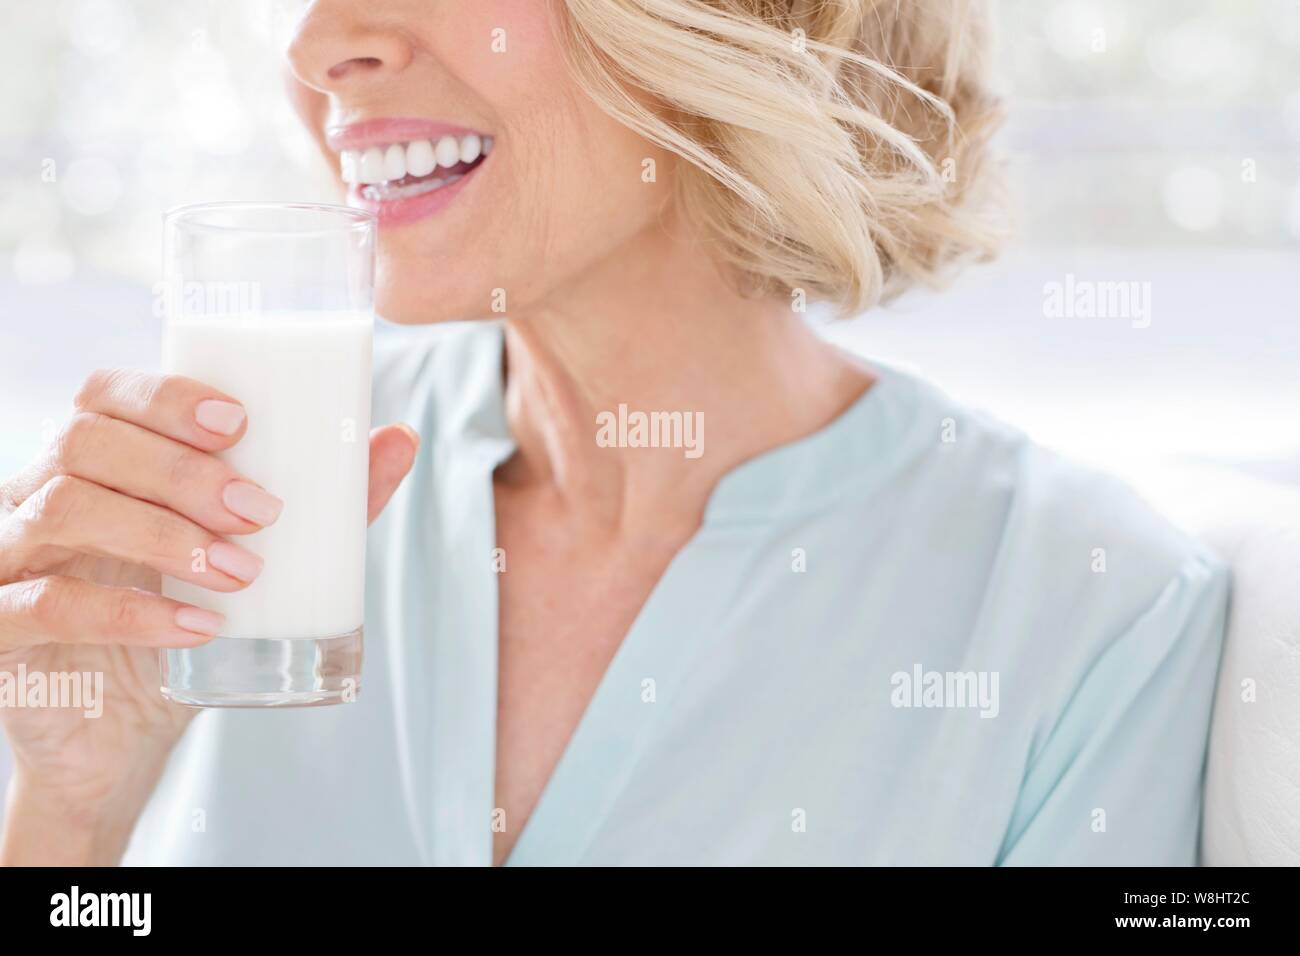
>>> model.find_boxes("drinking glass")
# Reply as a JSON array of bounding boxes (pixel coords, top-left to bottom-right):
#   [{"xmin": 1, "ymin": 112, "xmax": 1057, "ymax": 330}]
[{"xmin": 158, "ymin": 202, "xmax": 376, "ymax": 707}]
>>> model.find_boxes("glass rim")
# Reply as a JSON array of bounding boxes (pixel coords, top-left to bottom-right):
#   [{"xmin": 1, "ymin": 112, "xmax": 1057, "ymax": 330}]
[{"xmin": 163, "ymin": 201, "xmax": 376, "ymax": 237}]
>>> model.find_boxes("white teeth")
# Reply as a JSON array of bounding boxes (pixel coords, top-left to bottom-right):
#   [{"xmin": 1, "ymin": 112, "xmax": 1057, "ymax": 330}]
[
  {"xmin": 383, "ymin": 143, "xmax": 406, "ymax": 181},
  {"xmin": 340, "ymin": 150, "xmax": 359, "ymax": 184},
  {"xmin": 359, "ymin": 147, "xmax": 386, "ymax": 185},
  {"xmin": 434, "ymin": 135, "xmax": 460, "ymax": 169},
  {"xmin": 459, "ymin": 133, "xmax": 482, "ymax": 164},
  {"xmin": 405, "ymin": 139, "xmax": 436, "ymax": 178},
  {"xmin": 342, "ymin": 134, "xmax": 491, "ymax": 188},
  {"xmin": 362, "ymin": 176, "xmax": 450, "ymax": 201}
]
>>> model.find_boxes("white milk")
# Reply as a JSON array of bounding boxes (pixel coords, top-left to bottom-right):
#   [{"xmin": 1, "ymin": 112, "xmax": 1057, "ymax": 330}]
[{"xmin": 162, "ymin": 312, "xmax": 373, "ymax": 640}]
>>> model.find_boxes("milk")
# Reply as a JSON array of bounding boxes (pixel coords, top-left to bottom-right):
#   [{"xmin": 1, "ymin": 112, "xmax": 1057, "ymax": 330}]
[{"xmin": 161, "ymin": 312, "xmax": 373, "ymax": 640}]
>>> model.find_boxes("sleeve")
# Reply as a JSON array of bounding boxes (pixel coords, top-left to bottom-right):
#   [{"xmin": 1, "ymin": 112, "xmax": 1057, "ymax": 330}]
[{"xmin": 996, "ymin": 551, "xmax": 1230, "ymax": 865}]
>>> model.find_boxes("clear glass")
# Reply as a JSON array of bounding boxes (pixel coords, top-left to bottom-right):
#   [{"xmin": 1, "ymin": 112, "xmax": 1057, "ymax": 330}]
[{"xmin": 158, "ymin": 202, "xmax": 376, "ymax": 707}]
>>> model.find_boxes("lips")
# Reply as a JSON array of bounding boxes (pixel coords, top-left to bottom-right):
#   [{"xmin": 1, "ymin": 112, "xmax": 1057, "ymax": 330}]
[{"xmin": 327, "ymin": 119, "xmax": 493, "ymax": 226}]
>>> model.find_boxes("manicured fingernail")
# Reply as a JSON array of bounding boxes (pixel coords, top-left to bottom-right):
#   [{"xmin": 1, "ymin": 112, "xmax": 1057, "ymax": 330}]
[
  {"xmin": 396, "ymin": 423, "xmax": 420, "ymax": 450},
  {"xmin": 222, "ymin": 480, "xmax": 283, "ymax": 526},
  {"xmin": 175, "ymin": 606, "xmax": 225, "ymax": 636},
  {"xmin": 195, "ymin": 400, "xmax": 246, "ymax": 436},
  {"xmin": 207, "ymin": 541, "xmax": 264, "ymax": 582}
]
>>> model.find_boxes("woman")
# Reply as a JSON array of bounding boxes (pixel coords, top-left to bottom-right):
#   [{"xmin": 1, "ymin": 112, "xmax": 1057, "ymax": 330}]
[{"xmin": 0, "ymin": 0, "xmax": 1225, "ymax": 866}]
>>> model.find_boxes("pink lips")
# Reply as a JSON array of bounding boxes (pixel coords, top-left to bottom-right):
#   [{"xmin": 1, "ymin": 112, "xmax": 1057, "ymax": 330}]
[
  {"xmin": 325, "ymin": 118, "xmax": 484, "ymax": 152},
  {"xmin": 349, "ymin": 173, "xmax": 478, "ymax": 226},
  {"xmin": 328, "ymin": 117, "xmax": 491, "ymax": 227}
]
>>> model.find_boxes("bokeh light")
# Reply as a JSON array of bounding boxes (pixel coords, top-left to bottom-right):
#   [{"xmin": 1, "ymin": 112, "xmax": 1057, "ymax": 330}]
[
  {"xmin": 1162, "ymin": 166, "xmax": 1225, "ymax": 232},
  {"xmin": 61, "ymin": 156, "xmax": 124, "ymax": 216},
  {"xmin": 12, "ymin": 235, "xmax": 76, "ymax": 285},
  {"xmin": 65, "ymin": 0, "xmax": 134, "ymax": 58}
]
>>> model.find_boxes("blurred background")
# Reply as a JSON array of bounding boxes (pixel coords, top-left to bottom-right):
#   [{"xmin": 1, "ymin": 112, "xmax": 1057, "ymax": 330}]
[{"xmin": 1, "ymin": 1, "xmax": 1298, "ymax": 804}]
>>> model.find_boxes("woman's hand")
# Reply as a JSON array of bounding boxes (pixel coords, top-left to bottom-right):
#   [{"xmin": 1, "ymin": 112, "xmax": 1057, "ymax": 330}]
[{"xmin": 0, "ymin": 369, "xmax": 417, "ymax": 865}]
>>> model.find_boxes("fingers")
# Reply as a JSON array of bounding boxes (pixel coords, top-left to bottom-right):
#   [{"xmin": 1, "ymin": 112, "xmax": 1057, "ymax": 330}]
[
  {"xmin": 74, "ymin": 368, "xmax": 247, "ymax": 452},
  {"xmin": 1, "ymin": 369, "xmax": 251, "ymax": 513},
  {"xmin": 0, "ymin": 576, "xmax": 221, "ymax": 651},
  {"xmin": 367, "ymin": 423, "xmax": 420, "ymax": 524},
  {"xmin": 0, "ymin": 476, "xmax": 261, "ymax": 591},
  {"xmin": 35, "ymin": 412, "xmax": 277, "ymax": 536}
]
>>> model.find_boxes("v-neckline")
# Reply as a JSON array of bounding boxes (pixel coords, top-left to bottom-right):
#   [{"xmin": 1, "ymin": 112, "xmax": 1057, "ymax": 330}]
[
  {"xmin": 473, "ymin": 334, "xmax": 723, "ymax": 866},
  {"xmin": 495, "ymin": 516, "xmax": 725, "ymax": 866},
  {"xmin": 442, "ymin": 322, "xmax": 903, "ymax": 865}
]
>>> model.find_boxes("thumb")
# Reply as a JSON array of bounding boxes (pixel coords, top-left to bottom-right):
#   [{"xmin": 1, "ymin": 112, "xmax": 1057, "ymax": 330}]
[{"xmin": 367, "ymin": 423, "xmax": 419, "ymax": 524}]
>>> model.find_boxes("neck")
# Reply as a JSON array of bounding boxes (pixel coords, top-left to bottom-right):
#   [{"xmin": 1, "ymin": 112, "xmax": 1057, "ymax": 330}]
[{"xmin": 497, "ymin": 223, "xmax": 871, "ymax": 537}]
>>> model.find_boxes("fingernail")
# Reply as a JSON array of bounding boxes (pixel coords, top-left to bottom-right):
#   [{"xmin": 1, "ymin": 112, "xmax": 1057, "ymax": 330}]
[
  {"xmin": 396, "ymin": 423, "xmax": 421, "ymax": 450},
  {"xmin": 195, "ymin": 400, "xmax": 246, "ymax": 436},
  {"xmin": 175, "ymin": 606, "xmax": 225, "ymax": 636},
  {"xmin": 207, "ymin": 541, "xmax": 264, "ymax": 582},
  {"xmin": 222, "ymin": 480, "xmax": 283, "ymax": 526}
]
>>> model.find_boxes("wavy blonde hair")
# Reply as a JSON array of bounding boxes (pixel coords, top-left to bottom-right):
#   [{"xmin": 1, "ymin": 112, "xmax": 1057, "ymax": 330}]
[{"xmin": 557, "ymin": 0, "xmax": 1004, "ymax": 314}]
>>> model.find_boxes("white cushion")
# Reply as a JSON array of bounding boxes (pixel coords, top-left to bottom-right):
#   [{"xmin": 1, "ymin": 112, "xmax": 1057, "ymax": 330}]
[{"xmin": 1125, "ymin": 462, "xmax": 1300, "ymax": 865}]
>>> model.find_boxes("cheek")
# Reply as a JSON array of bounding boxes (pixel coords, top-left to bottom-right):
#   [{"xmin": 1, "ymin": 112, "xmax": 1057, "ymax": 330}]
[
  {"xmin": 376, "ymin": 0, "xmax": 673, "ymax": 322},
  {"xmin": 450, "ymin": 112, "xmax": 669, "ymax": 322},
  {"xmin": 284, "ymin": 67, "xmax": 331, "ymax": 164},
  {"xmin": 451, "ymin": 2, "xmax": 667, "ymax": 249},
  {"xmin": 532, "ymin": 118, "xmax": 669, "ymax": 255}
]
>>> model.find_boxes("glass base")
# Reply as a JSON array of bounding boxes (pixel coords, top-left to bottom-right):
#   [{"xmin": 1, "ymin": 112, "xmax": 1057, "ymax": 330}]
[{"xmin": 159, "ymin": 628, "xmax": 363, "ymax": 708}]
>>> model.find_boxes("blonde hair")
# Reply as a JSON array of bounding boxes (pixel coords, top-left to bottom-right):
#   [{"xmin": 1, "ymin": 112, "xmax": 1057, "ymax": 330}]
[{"xmin": 558, "ymin": 0, "xmax": 1004, "ymax": 314}]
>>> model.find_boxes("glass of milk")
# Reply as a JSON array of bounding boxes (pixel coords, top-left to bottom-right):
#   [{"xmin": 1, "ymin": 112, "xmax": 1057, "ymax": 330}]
[{"xmin": 158, "ymin": 202, "xmax": 376, "ymax": 707}]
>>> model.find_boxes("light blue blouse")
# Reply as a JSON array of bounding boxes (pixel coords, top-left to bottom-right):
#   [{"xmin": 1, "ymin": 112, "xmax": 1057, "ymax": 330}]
[{"xmin": 124, "ymin": 320, "xmax": 1228, "ymax": 866}]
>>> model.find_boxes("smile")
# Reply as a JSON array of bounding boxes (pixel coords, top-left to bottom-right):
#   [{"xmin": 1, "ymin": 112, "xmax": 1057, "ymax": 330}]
[{"xmin": 330, "ymin": 121, "xmax": 493, "ymax": 226}]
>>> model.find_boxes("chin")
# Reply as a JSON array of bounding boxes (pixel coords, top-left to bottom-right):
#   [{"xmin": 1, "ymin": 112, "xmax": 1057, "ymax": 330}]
[{"xmin": 375, "ymin": 273, "xmax": 493, "ymax": 326}]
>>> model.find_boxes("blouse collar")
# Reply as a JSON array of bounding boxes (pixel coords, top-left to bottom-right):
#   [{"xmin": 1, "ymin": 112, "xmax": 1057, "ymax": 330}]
[{"xmin": 410, "ymin": 319, "xmax": 925, "ymax": 528}]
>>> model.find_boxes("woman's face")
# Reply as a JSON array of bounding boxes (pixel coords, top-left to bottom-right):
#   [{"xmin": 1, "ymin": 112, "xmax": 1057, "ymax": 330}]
[{"xmin": 285, "ymin": 0, "xmax": 671, "ymax": 324}]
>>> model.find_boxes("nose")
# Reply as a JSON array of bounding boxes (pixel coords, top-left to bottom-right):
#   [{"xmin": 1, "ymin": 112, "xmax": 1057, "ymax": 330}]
[{"xmin": 285, "ymin": 0, "xmax": 414, "ymax": 92}]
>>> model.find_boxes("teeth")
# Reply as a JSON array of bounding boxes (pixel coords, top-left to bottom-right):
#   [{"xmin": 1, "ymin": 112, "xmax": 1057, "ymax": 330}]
[
  {"xmin": 406, "ymin": 139, "xmax": 436, "ymax": 178},
  {"xmin": 340, "ymin": 133, "xmax": 490, "ymax": 187},
  {"xmin": 459, "ymin": 133, "xmax": 482, "ymax": 164},
  {"xmin": 383, "ymin": 143, "xmax": 406, "ymax": 181},
  {"xmin": 362, "ymin": 175, "xmax": 452, "ymax": 201},
  {"xmin": 434, "ymin": 135, "xmax": 460, "ymax": 169},
  {"xmin": 359, "ymin": 147, "xmax": 385, "ymax": 185}
]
